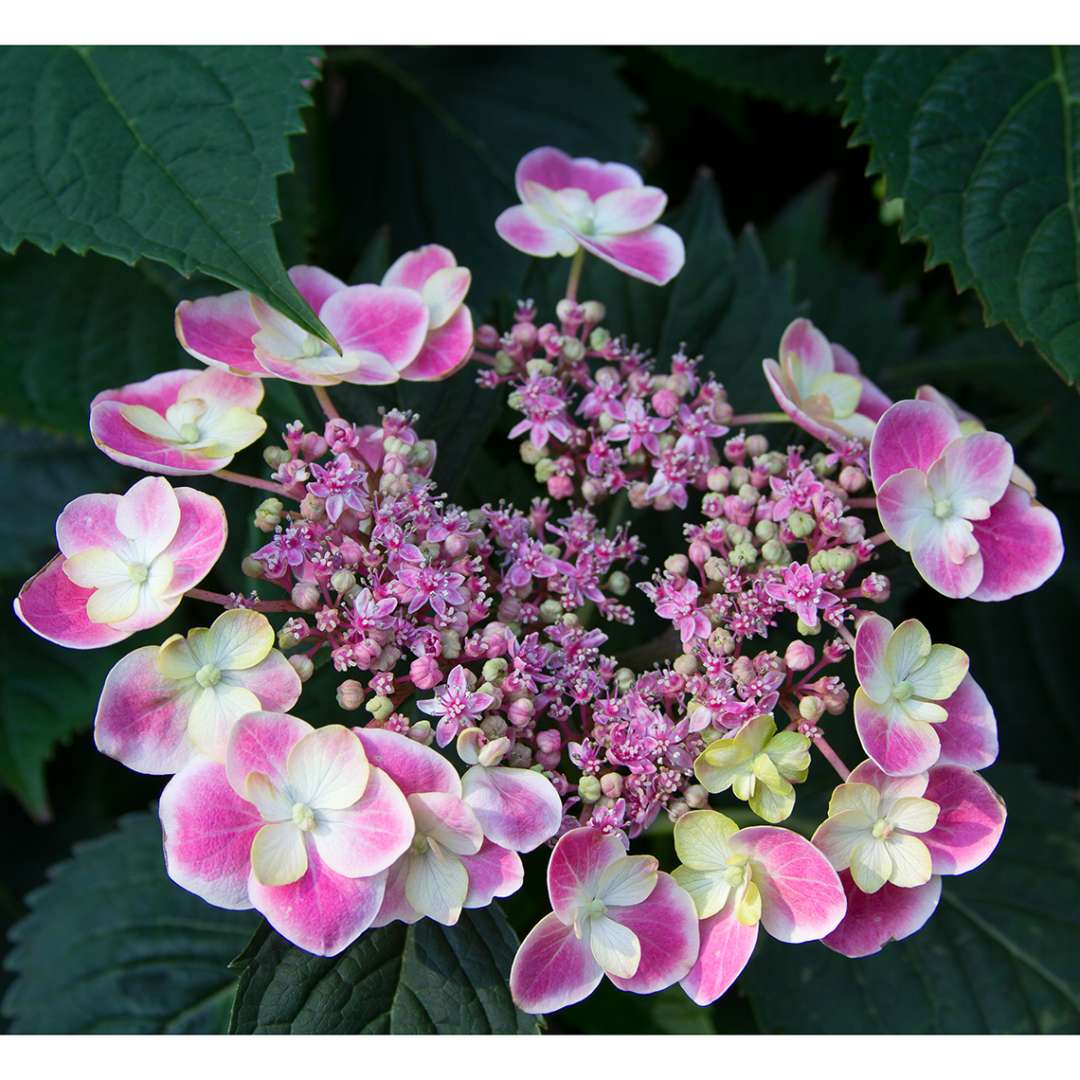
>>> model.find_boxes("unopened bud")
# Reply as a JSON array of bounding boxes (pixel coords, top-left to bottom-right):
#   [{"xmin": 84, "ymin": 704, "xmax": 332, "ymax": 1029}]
[
  {"xmin": 578, "ymin": 775, "xmax": 602, "ymax": 803},
  {"xmin": 745, "ymin": 434, "xmax": 769, "ymax": 457},
  {"xmin": 787, "ymin": 510, "xmax": 816, "ymax": 539},
  {"xmin": 798, "ymin": 695, "xmax": 826, "ymax": 724},
  {"xmin": 607, "ymin": 570, "xmax": 630, "ymax": 597},
  {"xmin": 263, "ymin": 446, "xmax": 291, "ymax": 469},
  {"xmin": 785, "ymin": 640, "xmax": 816, "ymax": 672},
  {"xmin": 754, "ymin": 519, "xmax": 778, "ymax": 542},
  {"xmin": 673, "ymin": 653, "xmax": 698, "ymax": 677},
  {"xmin": 440, "ymin": 630, "xmax": 461, "ymax": 660},
  {"xmin": 408, "ymin": 720, "xmax": 434, "ymax": 745},
  {"xmin": 507, "ymin": 697, "xmax": 535, "ymax": 727},
  {"xmin": 291, "ymin": 582, "xmax": 321, "ymax": 611},
  {"xmin": 664, "ymin": 554, "xmax": 690, "ymax": 577},
  {"xmin": 241, "ymin": 556, "xmax": 264, "ymax": 579},
  {"xmin": 365, "ymin": 694, "xmax": 393, "ymax": 722},
  {"xmin": 478, "ymin": 736, "xmax": 512, "ymax": 767},
  {"xmin": 685, "ymin": 784, "xmax": 709, "ymax": 809},
  {"xmin": 761, "ymin": 538, "xmax": 790, "ymax": 565},
  {"xmin": 614, "ymin": 666, "xmax": 636, "ymax": 692},
  {"xmin": 839, "ymin": 465, "xmax": 867, "ymax": 493},
  {"xmin": 288, "ymin": 655, "xmax": 314, "ymax": 682},
  {"xmin": 254, "ymin": 497, "xmax": 284, "ymax": 532},
  {"xmin": 336, "ymin": 679, "xmax": 365, "ymax": 710},
  {"xmin": 331, "ymin": 570, "xmax": 356, "ymax": 594},
  {"xmin": 482, "ymin": 657, "xmax": 508, "ymax": 683}
]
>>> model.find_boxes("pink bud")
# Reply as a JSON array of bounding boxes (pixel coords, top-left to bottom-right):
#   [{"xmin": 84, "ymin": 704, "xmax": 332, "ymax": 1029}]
[
  {"xmin": 784, "ymin": 640, "xmax": 816, "ymax": 672},
  {"xmin": 860, "ymin": 572, "xmax": 891, "ymax": 602},
  {"xmin": 688, "ymin": 539, "xmax": 711, "ymax": 567},
  {"xmin": 706, "ymin": 467, "xmax": 730, "ymax": 493},
  {"xmin": 511, "ymin": 322, "xmax": 537, "ymax": 351},
  {"xmin": 476, "ymin": 324, "xmax": 500, "ymax": 349},
  {"xmin": 651, "ymin": 388, "xmax": 680, "ymax": 417},
  {"xmin": 409, "ymin": 655, "xmax": 442, "ymax": 690},
  {"xmin": 600, "ymin": 773, "xmax": 624, "ymax": 799},
  {"xmin": 443, "ymin": 532, "xmax": 469, "ymax": 558},
  {"xmin": 507, "ymin": 698, "xmax": 534, "ymax": 727},
  {"xmin": 547, "ymin": 475, "xmax": 574, "ymax": 500},
  {"xmin": 291, "ymin": 582, "xmax": 321, "ymax": 611},
  {"xmin": 536, "ymin": 729, "xmax": 562, "ymax": 755},
  {"xmin": 839, "ymin": 465, "xmax": 867, "ymax": 493},
  {"xmin": 338, "ymin": 537, "xmax": 363, "ymax": 565}
]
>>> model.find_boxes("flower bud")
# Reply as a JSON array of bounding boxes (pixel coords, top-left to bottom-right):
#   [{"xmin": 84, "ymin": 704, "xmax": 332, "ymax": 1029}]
[
  {"xmin": 704, "ymin": 556, "xmax": 728, "ymax": 582},
  {"xmin": 673, "ymin": 653, "xmax": 698, "ymax": 677},
  {"xmin": 299, "ymin": 493, "xmax": 325, "ymax": 521},
  {"xmin": 519, "ymin": 440, "xmax": 546, "ymax": 465},
  {"xmin": 241, "ymin": 556, "xmax": 264, "ymax": 579},
  {"xmin": 478, "ymin": 736, "xmax": 512, "ymax": 767},
  {"xmin": 581, "ymin": 300, "xmax": 606, "ymax": 325},
  {"xmin": 330, "ymin": 570, "xmax": 356, "ymax": 594},
  {"xmin": 754, "ymin": 519, "xmax": 778, "ymax": 542},
  {"xmin": 861, "ymin": 573, "xmax": 891, "ymax": 603},
  {"xmin": 440, "ymin": 630, "xmax": 462, "ymax": 659},
  {"xmin": 254, "ymin": 497, "xmax": 284, "ymax": 532},
  {"xmin": 291, "ymin": 582, "xmax": 321, "ymax": 611},
  {"xmin": 761, "ymin": 538, "xmax": 790, "ymax": 565},
  {"xmin": 547, "ymin": 474, "xmax": 574, "ymax": 500},
  {"xmin": 289, "ymin": 655, "xmax": 314, "ymax": 682},
  {"xmin": 729, "ymin": 466, "xmax": 750, "ymax": 489},
  {"xmin": 706, "ymin": 466, "xmax": 730, "ymax": 493},
  {"xmin": 664, "ymin": 554, "xmax": 690, "ymax": 577},
  {"xmin": 685, "ymin": 784, "xmax": 709, "ymax": 809},
  {"xmin": 507, "ymin": 743, "xmax": 533, "ymax": 768},
  {"xmin": 731, "ymin": 656, "xmax": 755, "ymax": 684},
  {"xmin": 507, "ymin": 697, "xmax": 535, "ymax": 727},
  {"xmin": 538, "ymin": 598, "xmax": 564, "ymax": 624},
  {"xmin": 408, "ymin": 720, "xmax": 434, "ymax": 745},
  {"xmin": 366, "ymin": 694, "xmax": 394, "ymax": 722},
  {"xmin": 335, "ymin": 679, "xmax": 365, "ymax": 711},
  {"xmin": 667, "ymin": 799, "xmax": 690, "ymax": 822},
  {"xmin": 409, "ymin": 655, "xmax": 442, "ymax": 690},
  {"xmin": 578, "ymin": 775, "xmax": 602, "ymax": 803},
  {"xmin": 798, "ymin": 695, "xmax": 826, "ymax": 723},
  {"xmin": 709, "ymin": 627, "xmax": 735, "ymax": 655},
  {"xmin": 784, "ymin": 640, "xmax": 816, "ymax": 672},
  {"xmin": 614, "ymin": 666, "xmax": 636, "ymax": 692},
  {"xmin": 839, "ymin": 465, "xmax": 867, "ymax": 493},
  {"xmin": 263, "ymin": 446, "xmax": 292, "ymax": 469},
  {"xmin": 526, "ymin": 357, "xmax": 554, "ymax": 378},
  {"xmin": 456, "ymin": 726, "xmax": 485, "ymax": 765},
  {"xmin": 599, "ymin": 772, "xmax": 623, "ymax": 799},
  {"xmin": 494, "ymin": 350, "xmax": 516, "ymax": 375},
  {"xmin": 745, "ymin": 434, "xmax": 769, "ymax": 457},
  {"xmin": 606, "ymin": 570, "xmax": 630, "ymax": 597},
  {"xmin": 797, "ymin": 618, "xmax": 822, "ymax": 637},
  {"xmin": 729, "ymin": 542, "xmax": 757, "ymax": 568},
  {"xmin": 787, "ymin": 510, "xmax": 816, "ymax": 539},
  {"xmin": 482, "ymin": 657, "xmax": 508, "ymax": 683}
]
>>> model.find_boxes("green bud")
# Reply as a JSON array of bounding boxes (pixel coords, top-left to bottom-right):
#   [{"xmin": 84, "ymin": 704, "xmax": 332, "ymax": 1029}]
[
  {"xmin": 589, "ymin": 327, "xmax": 611, "ymax": 350},
  {"xmin": 241, "ymin": 556, "xmax": 264, "ymax": 579},
  {"xmin": 520, "ymin": 439, "xmax": 547, "ymax": 465},
  {"xmin": 494, "ymin": 351, "xmax": 516, "ymax": 375},
  {"xmin": 787, "ymin": 510, "xmax": 816, "ymax": 539},
  {"xmin": 539, "ymin": 598, "xmax": 563, "ymax": 623},
  {"xmin": 761, "ymin": 538, "xmax": 790, "ymax": 565},
  {"xmin": 729, "ymin": 542, "xmax": 758, "ymax": 568},
  {"xmin": 754, "ymin": 519, "xmax": 778, "ymax": 542},
  {"xmin": 365, "ymin": 694, "xmax": 394, "ymax": 722},
  {"xmin": 704, "ymin": 556, "xmax": 728, "ymax": 582},
  {"xmin": 330, "ymin": 570, "xmax": 356, "ymax": 594},
  {"xmin": 534, "ymin": 458, "xmax": 557, "ymax": 483},
  {"xmin": 606, "ymin": 570, "xmax": 630, "ymax": 597},
  {"xmin": 578, "ymin": 775, "xmax": 602, "ymax": 803},
  {"xmin": 614, "ymin": 667, "xmax": 635, "ymax": 692},
  {"xmin": 797, "ymin": 618, "xmax": 822, "ymax": 637},
  {"xmin": 725, "ymin": 523, "xmax": 752, "ymax": 547},
  {"xmin": 561, "ymin": 337, "xmax": 586, "ymax": 363},
  {"xmin": 482, "ymin": 657, "xmax": 508, "ymax": 683},
  {"xmin": 525, "ymin": 358, "xmax": 553, "ymax": 378},
  {"xmin": 263, "ymin": 446, "xmax": 291, "ymax": 468}
]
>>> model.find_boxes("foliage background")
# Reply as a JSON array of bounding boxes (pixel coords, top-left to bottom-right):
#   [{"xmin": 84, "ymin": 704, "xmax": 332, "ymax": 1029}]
[{"xmin": 1, "ymin": 45, "xmax": 1078, "ymax": 1034}]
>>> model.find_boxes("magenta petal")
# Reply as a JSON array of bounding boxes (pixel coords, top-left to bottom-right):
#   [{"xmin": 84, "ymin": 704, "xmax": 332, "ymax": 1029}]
[
  {"xmin": 370, "ymin": 856, "xmax": 421, "ymax": 928},
  {"xmin": 249, "ymin": 850, "xmax": 386, "ymax": 957},
  {"xmin": 911, "ymin": 520, "xmax": 984, "ymax": 600},
  {"xmin": 162, "ymin": 487, "xmax": 228, "ymax": 594},
  {"xmin": 55, "ymin": 492, "xmax": 125, "ymax": 556},
  {"xmin": 94, "ymin": 646, "xmax": 195, "ymax": 774},
  {"xmin": 515, "ymin": 146, "xmax": 642, "ymax": 202},
  {"xmin": 312, "ymin": 767, "xmax": 414, "ymax": 878},
  {"xmin": 495, "ymin": 204, "xmax": 575, "ymax": 258},
  {"xmin": 731, "ymin": 826, "xmax": 847, "ymax": 943},
  {"xmin": 854, "ymin": 613, "xmax": 893, "ymax": 695},
  {"xmin": 762, "ymin": 358, "xmax": 844, "ymax": 447},
  {"xmin": 578, "ymin": 224, "xmax": 685, "ymax": 286},
  {"xmin": 461, "ymin": 840, "xmax": 524, "ymax": 908},
  {"xmin": 870, "ymin": 400, "xmax": 962, "ymax": 488},
  {"xmin": 226, "ymin": 711, "xmax": 310, "ymax": 797},
  {"xmin": 822, "ymin": 870, "xmax": 942, "ymax": 958},
  {"xmin": 547, "ymin": 828, "xmax": 626, "ymax": 923},
  {"xmin": 780, "ymin": 317, "xmax": 834, "ymax": 380},
  {"xmin": 397, "ymin": 307, "xmax": 474, "ymax": 382},
  {"xmin": 970, "ymin": 484, "xmax": 1064, "ymax": 602},
  {"xmin": 175, "ymin": 291, "xmax": 263, "ymax": 375},
  {"xmin": 288, "ymin": 265, "xmax": 346, "ymax": 314},
  {"xmin": 855, "ymin": 691, "xmax": 941, "ymax": 778},
  {"xmin": 510, "ymin": 911, "xmax": 603, "ymax": 1014},
  {"xmin": 937, "ymin": 675, "xmax": 998, "ymax": 771},
  {"xmin": 353, "ymin": 727, "xmax": 460, "ymax": 797},
  {"xmin": 225, "ymin": 651, "xmax": 302, "ymax": 714},
  {"xmin": 90, "ymin": 402, "xmax": 232, "ymax": 476},
  {"xmin": 461, "ymin": 765, "xmax": 563, "ymax": 853},
  {"xmin": 921, "ymin": 765, "xmax": 1006, "ymax": 876},
  {"xmin": 159, "ymin": 758, "xmax": 261, "ymax": 910},
  {"xmin": 679, "ymin": 896, "xmax": 759, "ymax": 1006},
  {"xmin": 90, "ymin": 369, "xmax": 199, "ymax": 412},
  {"xmin": 14, "ymin": 555, "xmax": 129, "ymax": 650},
  {"xmin": 606, "ymin": 873, "xmax": 700, "ymax": 994},
  {"xmin": 320, "ymin": 285, "xmax": 429, "ymax": 371}
]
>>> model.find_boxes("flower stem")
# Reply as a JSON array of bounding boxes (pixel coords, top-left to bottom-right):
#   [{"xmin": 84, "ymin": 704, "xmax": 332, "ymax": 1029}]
[
  {"xmin": 812, "ymin": 732, "xmax": 851, "ymax": 780},
  {"xmin": 185, "ymin": 588, "xmax": 299, "ymax": 613},
  {"xmin": 866, "ymin": 531, "xmax": 891, "ymax": 548},
  {"xmin": 314, "ymin": 385, "xmax": 340, "ymax": 421},
  {"xmin": 847, "ymin": 497, "xmax": 877, "ymax": 509},
  {"xmin": 213, "ymin": 469, "xmax": 291, "ymax": 497},
  {"xmin": 565, "ymin": 249, "xmax": 586, "ymax": 302},
  {"xmin": 728, "ymin": 412, "xmax": 789, "ymax": 425}
]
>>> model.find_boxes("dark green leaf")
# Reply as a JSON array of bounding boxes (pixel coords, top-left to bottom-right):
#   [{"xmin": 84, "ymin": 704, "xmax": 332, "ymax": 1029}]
[
  {"xmin": 740, "ymin": 766, "xmax": 1080, "ymax": 1033},
  {"xmin": 655, "ymin": 47, "xmax": 840, "ymax": 114},
  {"xmin": 0, "ymin": 45, "xmax": 332, "ymax": 344},
  {"xmin": 230, "ymin": 905, "xmax": 537, "ymax": 1034},
  {"xmin": 2, "ymin": 810, "xmax": 256, "ymax": 1032},
  {"xmin": 830, "ymin": 45, "xmax": 1080, "ymax": 388},
  {"xmin": 329, "ymin": 45, "xmax": 643, "ymax": 321}
]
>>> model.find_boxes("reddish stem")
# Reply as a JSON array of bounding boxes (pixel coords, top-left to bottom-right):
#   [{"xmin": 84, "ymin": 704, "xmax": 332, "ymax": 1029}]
[{"xmin": 185, "ymin": 588, "xmax": 299, "ymax": 613}]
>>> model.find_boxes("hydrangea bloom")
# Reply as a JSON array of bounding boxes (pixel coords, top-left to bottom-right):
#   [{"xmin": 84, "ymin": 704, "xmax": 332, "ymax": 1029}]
[
  {"xmin": 673, "ymin": 810, "xmax": 846, "ymax": 1005},
  {"xmin": 511, "ymin": 828, "xmax": 699, "ymax": 1013},
  {"xmin": 871, "ymin": 399, "xmax": 1063, "ymax": 600},
  {"xmin": 176, "ymin": 257, "xmax": 472, "ymax": 386},
  {"xmin": 853, "ymin": 615, "xmax": 977, "ymax": 777},
  {"xmin": 89, "ymin": 368, "xmax": 266, "ymax": 475},
  {"xmin": 816, "ymin": 760, "xmax": 1006, "ymax": 957},
  {"xmin": 495, "ymin": 147, "xmax": 685, "ymax": 285},
  {"xmin": 763, "ymin": 318, "xmax": 890, "ymax": 446},
  {"xmin": 95, "ymin": 609, "xmax": 301, "ymax": 773},
  {"xmin": 160, "ymin": 712, "xmax": 414, "ymax": 955},
  {"xmin": 15, "ymin": 476, "xmax": 226, "ymax": 649}
]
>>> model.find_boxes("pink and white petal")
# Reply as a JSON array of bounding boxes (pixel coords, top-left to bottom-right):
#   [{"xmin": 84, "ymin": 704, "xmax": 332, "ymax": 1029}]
[
  {"xmin": 288, "ymin": 265, "xmax": 346, "ymax": 314},
  {"xmin": 495, "ymin": 204, "xmax": 578, "ymax": 258},
  {"xmin": 253, "ymin": 343, "xmax": 362, "ymax": 386},
  {"xmin": 161, "ymin": 487, "xmax": 228, "ymax": 594},
  {"xmin": 333, "ymin": 352, "xmax": 403, "ymax": 386},
  {"xmin": 461, "ymin": 765, "xmax": 563, "ymax": 853},
  {"xmin": 937, "ymin": 675, "xmax": 999, "ymax": 771},
  {"xmin": 831, "ymin": 344, "xmax": 892, "ymax": 420},
  {"xmin": 225, "ymin": 711, "xmax": 311, "ymax": 799},
  {"xmin": 916, "ymin": 384, "xmax": 979, "ymax": 424},
  {"xmin": 420, "ymin": 266, "xmax": 470, "ymax": 328},
  {"xmin": 312, "ymin": 766, "xmax": 414, "ymax": 877},
  {"xmin": 911, "ymin": 519, "xmax": 984, "ymax": 599},
  {"xmin": 114, "ymin": 477, "xmax": 180, "ymax": 561},
  {"xmin": 578, "ymin": 224, "xmax": 685, "ymax": 286},
  {"xmin": 606, "ymin": 873, "xmax": 700, "ymax": 994},
  {"xmin": 928, "ymin": 432, "xmax": 1013, "ymax": 518},
  {"xmin": 822, "ymin": 871, "xmax": 942, "ymax": 958},
  {"xmin": 369, "ymin": 855, "xmax": 422, "ymax": 928},
  {"xmin": 510, "ymin": 911, "xmax": 604, "ymax": 1015},
  {"xmin": 353, "ymin": 726, "xmax": 460, "ymax": 797},
  {"xmin": 14, "ymin": 556, "xmax": 131, "ymax": 650},
  {"xmin": 397, "ymin": 307, "xmax": 474, "ymax": 382},
  {"xmin": 55, "ymin": 493, "xmax": 125, "ymax": 556},
  {"xmin": 592, "ymin": 187, "xmax": 667, "ymax": 234},
  {"xmin": 847, "ymin": 759, "xmax": 930, "ymax": 803},
  {"xmin": 286, "ymin": 725, "xmax": 369, "ymax": 810},
  {"xmin": 876, "ymin": 469, "xmax": 934, "ymax": 550},
  {"xmin": 515, "ymin": 147, "xmax": 642, "ymax": 201},
  {"xmin": 405, "ymin": 845, "xmax": 469, "ymax": 924},
  {"xmin": 855, "ymin": 689, "xmax": 941, "ymax": 778},
  {"xmin": 547, "ymin": 827, "xmax": 627, "ymax": 924},
  {"xmin": 854, "ymin": 613, "xmax": 895, "ymax": 702},
  {"xmin": 921, "ymin": 766, "xmax": 1006, "ymax": 876},
  {"xmin": 248, "ymin": 848, "xmax": 386, "ymax": 957},
  {"xmin": 90, "ymin": 402, "xmax": 232, "ymax": 475},
  {"xmin": 224, "ymin": 650, "xmax": 302, "ymax": 713},
  {"xmin": 180, "ymin": 367, "xmax": 265, "ymax": 411},
  {"xmin": 90, "ymin": 369, "xmax": 197, "ymax": 411},
  {"xmin": 779, "ymin": 318, "xmax": 835, "ymax": 383},
  {"xmin": 461, "ymin": 840, "xmax": 524, "ymax": 908},
  {"xmin": 679, "ymin": 896, "xmax": 759, "ymax": 1006},
  {"xmin": 94, "ymin": 646, "xmax": 196, "ymax": 774},
  {"xmin": 159, "ymin": 758, "xmax": 261, "ymax": 910},
  {"xmin": 175, "ymin": 292, "xmax": 263, "ymax": 374},
  {"xmin": 408, "ymin": 791, "xmax": 483, "ymax": 855},
  {"xmin": 761, "ymin": 359, "xmax": 845, "ymax": 447},
  {"xmin": 382, "ymin": 244, "xmax": 457, "ymax": 292},
  {"xmin": 320, "ymin": 285, "xmax": 429, "ymax": 371},
  {"xmin": 970, "ymin": 484, "xmax": 1065, "ymax": 602},
  {"xmin": 730, "ymin": 826, "xmax": 847, "ymax": 943},
  {"xmin": 870, "ymin": 400, "xmax": 962, "ymax": 487}
]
